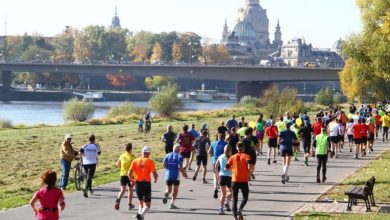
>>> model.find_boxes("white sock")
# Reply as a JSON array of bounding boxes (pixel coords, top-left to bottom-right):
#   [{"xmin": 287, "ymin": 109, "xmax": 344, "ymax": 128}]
[
  {"xmin": 285, "ymin": 165, "xmax": 289, "ymax": 176},
  {"xmin": 138, "ymin": 207, "xmax": 142, "ymax": 214},
  {"xmin": 141, "ymin": 207, "xmax": 149, "ymax": 216},
  {"xmin": 282, "ymin": 165, "xmax": 286, "ymax": 175},
  {"xmin": 171, "ymin": 199, "xmax": 175, "ymax": 205}
]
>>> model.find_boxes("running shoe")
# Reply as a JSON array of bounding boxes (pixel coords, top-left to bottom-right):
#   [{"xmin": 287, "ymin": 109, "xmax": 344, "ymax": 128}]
[
  {"xmin": 322, "ymin": 176, "xmax": 327, "ymax": 183},
  {"xmin": 163, "ymin": 192, "xmax": 169, "ymax": 204},
  {"xmin": 272, "ymin": 160, "xmax": 277, "ymax": 164},
  {"xmin": 202, "ymin": 178, "xmax": 208, "ymax": 184},
  {"xmin": 237, "ymin": 210, "xmax": 244, "ymax": 220},
  {"xmin": 218, "ymin": 207, "xmax": 225, "ymax": 215},
  {"xmin": 114, "ymin": 199, "xmax": 120, "ymax": 210},
  {"xmin": 285, "ymin": 176, "xmax": 290, "ymax": 182},
  {"xmin": 128, "ymin": 204, "xmax": 135, "ymax": 210},
  {"xmin": 354, "ymin": 154, "xmax": 359, "ymax": 159},
  {"xmin": 281, "ymin": 174, "xmax": 286, "ymax": 184},
  {"xmin": 225, "ymin": 202, "xmax": 231, "ymax": 212},
  {"xmin": 350, "ymin": 149, "xmax": 352, "ymax": 152},
  {"xmin": 192, "ymin": 174, "xmax": 197, "ymax": 181},
  {"xmin": 83, "ymin": 189, "xmax": 88, "ymax": 198},
  {"xmin": 89, "ymin": 189, "xmax": 94, "ymax": 195},
  {"xmin": 188, "ymin": 167, "xmax": 192, "ymax": 171},
  {"xmin": 316, "ymin": 175, "xmax": 321, "ymax": 183},
  {"xmin": 135, "ymin": 213, "xmax": 144, "ymax": 220},
  {"xmin": 267, "ymin": 158, "xmax": 270, "ymax": 165},
  {"xmin": 304, "ymin": 160, "xmax": 308, "ymax": 167},
  {"xmin": 169, "ymin": 203, "xmax": 178, "ymax": 209},
  {"xmin": 250, "ymin": 173, "xmax": 255, "ymax": 180},
  {"xmin": 213, "ymin": 188, "xmax": 218, "ymax": 199},
  {"xmin": 294, "ymin": 157, "xmax": 299, "ymax": 161}
]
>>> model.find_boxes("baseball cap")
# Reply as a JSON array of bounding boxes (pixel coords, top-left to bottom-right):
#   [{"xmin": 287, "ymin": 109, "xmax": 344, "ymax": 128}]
[
  {"xmin": 64, "ymin": 134, "xmax": 73, "ymax": 140},
  {"xmin": 142, "ymin": 146, "xmax": 151, "ymax": 153}
]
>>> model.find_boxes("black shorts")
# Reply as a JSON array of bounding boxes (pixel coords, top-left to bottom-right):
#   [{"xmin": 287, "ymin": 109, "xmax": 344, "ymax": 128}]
[
  {"xmin": 376, "ymin": 125, "xmax": 380, "ymax": 130},
  {"xmin": 354, "ymin": 138, "xmax": 362, "ymax": 145},
  {"xmin": 292, "ymin": 141, "xmax": 300, "ymax": 147},
  {"xmin": 348, "ymin": 135, "xmax": 353, "ymax": 142},
  {"xmin": 338, "ymin": 135, "xmax": 344, "ymax": 142},
  {"xmin": 268, "ymin": 138, "xmax": 277, "ymax": 148},
  {"xmin": 180, "ymin": 151, "xmax": 191, "ymax": 158},
  {"xmin": 368, "ymin": 134, "xmax": 375, "ymax": 142},
  {"xmin": 303, "ymin": 139, "xmax": 311, "ymax": 153},
  {"xmin": 219, "ymin": 176, "xmax": 232, "ymax": 187},
  {"xmin": 330, "ymin": 136, "xmax": 339, "ymax": 143},
  {"xmin": 135, "ymin": 181, "xmax": 152, "ymax": 203},
  {"xmin": 361, "ymin": 136, "xmax": 367, "ymax": 144},
  {"xmin": 196, "ymin": 155, "xmax": 207, "ymax": 166},
  {"xmin": 120, "ymin": 176, "xmax": 131, "ymax": 187},
  {"xmin": 166, "ymin": 179, "xmax": 180, "ymax": 186},
  {"xmin": 280, "ymin": 148, "xmax": 293, "ymax": 157}
]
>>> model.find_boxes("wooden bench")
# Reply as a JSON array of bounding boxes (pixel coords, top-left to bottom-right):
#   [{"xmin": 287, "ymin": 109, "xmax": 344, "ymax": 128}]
[{"xmin": 344, "ymin": 176, "xmax": 376, "ymax": 212}]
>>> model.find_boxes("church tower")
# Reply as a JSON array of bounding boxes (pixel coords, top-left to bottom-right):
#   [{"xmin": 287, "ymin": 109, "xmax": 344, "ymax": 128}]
[
  {"xmin": 221, "ymin": 19, "xmax": 229, "ymax": 43},
  {"xmin": 273, "ymin": 20, "xmax": 283, "ymax": 48},
  {"xmin": 111, "ymin": 6, "xmax": 121, "ymax": 28}
]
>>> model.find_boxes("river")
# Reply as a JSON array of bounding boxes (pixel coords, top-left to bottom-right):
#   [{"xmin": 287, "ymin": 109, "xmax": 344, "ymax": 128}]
[{"xmin": 0, "ymin": 101, "xmax": 235, "ymax": 125}]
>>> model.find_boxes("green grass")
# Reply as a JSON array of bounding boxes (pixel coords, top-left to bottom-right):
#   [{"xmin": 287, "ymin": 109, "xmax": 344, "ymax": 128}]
[
  {"xmin": 319, "ymin": 150, "xmax": 390, "ymax": 203},
  {"xmin": 294, "ymin": 212, "xmax": 390, "ymax": 220}
]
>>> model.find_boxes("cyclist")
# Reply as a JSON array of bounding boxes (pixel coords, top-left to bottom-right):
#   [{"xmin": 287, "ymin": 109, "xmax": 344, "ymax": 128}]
[
  {"xmin": 161, "ymin": 125, "xmax": 176, "ymax": 154},
  {"xmin": 79, "ymin": 134, "xmax": 101, "ymax": 198},
  {"xmin": 59, "ymin": 134, "xmax": 79, "ymax": 190},
  {"xmin": 114, "ymin": 143, "xmax": 136, "ymax": 211},
  {"xmin": 129, "ymin": 146, "xmax": 158, "ymax": 220}
]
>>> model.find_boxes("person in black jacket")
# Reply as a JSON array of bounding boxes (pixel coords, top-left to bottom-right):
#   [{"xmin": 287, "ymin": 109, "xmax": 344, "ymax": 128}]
[{"xmin": 298, "ymin": 120, "xmax": 313, "ymax": 166}]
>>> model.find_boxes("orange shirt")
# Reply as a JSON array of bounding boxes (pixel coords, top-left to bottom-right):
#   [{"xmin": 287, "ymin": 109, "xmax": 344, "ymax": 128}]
[
  {"xmin": 130, "ymin": 158, "xmax": 156, "ymax": 182},
  {"xmin": 227, "ymin": 152, "xmax": 251, "ymax": 183},
  {"xmin": 374, "ymin": 115, "xmax": 381, "ymax": 126}
]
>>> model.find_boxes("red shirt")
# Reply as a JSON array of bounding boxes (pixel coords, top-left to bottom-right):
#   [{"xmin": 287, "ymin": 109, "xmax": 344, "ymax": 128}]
[
  {"xmin": 368, "ymin": 123, "xmax": 375, "ymax": 134},
  {"xmin": 312, "ymin": 122, "xmax": 323, "ymax": 136},
  {"xmin": 178, "ymin": 132, "xmax": 195, "ymax": 153},
  {"xmin": 360, "ymin": 124, "xmax": 368, "ymax": 137},
  {"xmin": 374, "ymin": 114, "xmax": 381, "ymax": 126},
  {"xmin": 34, "ymin": 187, "xmax": 64, "ymax": 220},
  {"xmin": 265, "ymin": 125, "xmax": 278, "ymax": 138},
  {"xmin": 353, "ymin": 123, "xmax": 362, "ymax": 139}
]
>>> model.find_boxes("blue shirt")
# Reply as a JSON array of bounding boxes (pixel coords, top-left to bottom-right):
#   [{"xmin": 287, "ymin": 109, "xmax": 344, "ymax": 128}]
[
  {"xmin": 212, "ymin": 140, "xmax": 227, "ymax": 164},
  {"xmin": 226, "ymin": 119, "xmax": 238, "ymax": 130},
  {"xmin": 279, "ymin": 129, "xmax": 297, "ymax": 150},
  {"xmin": 189, "ymin": 129, "xmax": 199, "ymax": 139},
  {"xmin": 163, "ymin": 152, "xmax": 183, "ymax": 181},
  {"xmin": 217, "ymin": 154, "xmax": 232, "ymax": 177}
]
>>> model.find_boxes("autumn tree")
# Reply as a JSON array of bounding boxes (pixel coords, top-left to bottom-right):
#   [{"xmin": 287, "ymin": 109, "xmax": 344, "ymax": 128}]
[
  {"xmin": 150, "ymin": 42, "xmax": 165, "ymax": 63},
  {"xmin": 106, "ymin": 74, "xmax": 134, "ymax": 90},
  {"xmin": 202, "ymin": 43, "xmax": 230, "ymax": 65},
  {"xmin": 144, "ymin": 76, "xmax": 175, "ymax": 91}
]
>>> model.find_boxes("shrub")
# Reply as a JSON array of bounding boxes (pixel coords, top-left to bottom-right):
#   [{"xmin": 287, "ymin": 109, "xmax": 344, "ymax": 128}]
[
  {"xmin": 260, "ymin": 84, "xmax": 302, "ymax": 116},
  {"xmin": 238, "ymin": 96, "xmax": 261, "ymax": 107},
  {"xmin": 149, "ymin": 84, "xmax": 182, "ymax": 117},
  {"xmin": 315, "ymin": 88, "xmax": 334, "ymax": 106},
  {"xmin": 333, "ymin": 92, "xmax": 345, "ymax": 104},
  {"xmin": 63, "ymin": 98, "xmax": 95, "ymax": 122},
  {"xmin": 0, "ymin": 119, "xmax": 13, "ymax": 129},
  {"xmin": 107, "ymin": 102, "xmax": 145, "ymax": 118}
]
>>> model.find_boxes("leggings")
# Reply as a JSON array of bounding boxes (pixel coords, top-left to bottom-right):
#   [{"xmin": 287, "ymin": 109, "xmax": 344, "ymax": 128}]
[
  {"xmin": 83, "ymin": 164, "xmax": 96, "ymax": 190},
  {"xmin": 383, "ymin": 127, "xmax": 389, "ymax": 139},
  {"xmin": 316, "ymin": 155, "xmax": 328, "ymax": 178},
  {"xmin": 232, "ymin": 182, "xmax": 249, "ymax": 217}
]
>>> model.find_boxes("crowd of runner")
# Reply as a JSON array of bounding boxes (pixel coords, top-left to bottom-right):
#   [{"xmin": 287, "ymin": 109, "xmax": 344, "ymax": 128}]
[{"xmin": 30, "ymin": 102, "xmax": 390, "ymax": 220}]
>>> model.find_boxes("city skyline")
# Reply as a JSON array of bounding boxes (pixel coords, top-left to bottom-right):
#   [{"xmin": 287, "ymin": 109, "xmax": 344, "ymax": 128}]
[{"xmin": 1, "ymin": 0, "xmax": 362, "ymax": 48}]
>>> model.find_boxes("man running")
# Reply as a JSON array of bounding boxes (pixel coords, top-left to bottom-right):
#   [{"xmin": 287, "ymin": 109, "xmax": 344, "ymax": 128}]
[
  {"xmin": 192, "ymin": 130, "xmax": 210, "ymax": 183},
  {"xmin": 352, "ymin": 119, "xmax": 363, "ymax": 159},
  {"xmin": 226, "ymin": 115, "xmax": 238, "ymax": 131},
  {"xmin": 242, "ymin": 127, "xmax": 258, "ymax": 180},
  {"xmin": 161, "ymin": 125, "xmax": 176, "ymax": 154},
  {"xmin": 226, "ymin": 142, "xmax": 253, "ymax": 220},
  {"xmin": 129, "ymin": 146, "xmax": 158, "ymax": 220},
  {"xmin": 80, "ymin": 134, "xmax": 101, "ymax": 198},
  {"xmin": 115, "ymin": 143, "xmax": 136, "ymax": 210},
  {"xmin": 209, "ymin": 133, "xmax": 228, "ymax": 199},
  {"xmin": 175, "ymin": 125, "xmax": 195, "ymax": 174},
  {"xmin": 265, "ymin": 119, "xmax": 278, "ymax": 165},
  {"xmin": 328, "ymin": 119, "xmax": 340, "ymax": 159},
  {"xmin": 381, "ymin": 112, "xmax": 390, "ymax": 142},
  {"xmin": 298, "ymin": 120, "xmax": 312, "ymax": 166},
  {"xmin": 255, "ymin": 116, "xmax": 266, "ymax": 155},
  {"xmin": 162, "ymin": 144, "xmax": 187, "ymax": 209},
  {"xmin": 226, "ymin": 127, "xmax": 240, "ymax": 155},
  {"xmin": 278, "ymin": 123, "xmax": 297, "ymax": 184},
  {"xmin": 367, "ymin": 118, "xmax": 376, "ymax": 153},
  {"xmin": 316, "ymin": 128, "xmax": 329, "ymax": 183}
]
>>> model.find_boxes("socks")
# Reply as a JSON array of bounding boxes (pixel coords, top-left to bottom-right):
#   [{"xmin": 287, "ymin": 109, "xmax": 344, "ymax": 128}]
[
  {"xmin": 282, "ymin": 165, "xmax": 287, "ymax": 175},
  {"xmin": 141, "ymin": 207, "xmax": 149, "ymax": 216},
  {"xmin": 138, "ymin": 207, "xmax": 142, "ymax": 214},
  {"xmin": 171, "ymin": 199, "xmax": 175, "ymax": 205},
  {"xmin": 285, "ymin": 165, "xmax": 289, "ymax": 176}
]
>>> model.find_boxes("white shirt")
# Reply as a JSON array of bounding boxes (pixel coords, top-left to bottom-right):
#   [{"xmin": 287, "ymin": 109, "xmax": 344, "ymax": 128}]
[
  {"xmin": 82, "ymin": 143, "xmax": 101, "ymax": 165},
  {"xmin": 347, "ymin": 122, "xmax": 354, "ymax": 135},
  {"xmin": 329, "ymin": 123, "xmax": 340, "ymax": 137}
]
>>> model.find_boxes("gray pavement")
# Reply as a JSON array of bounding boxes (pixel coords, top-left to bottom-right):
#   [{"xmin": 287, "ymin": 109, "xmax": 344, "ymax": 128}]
[{"xmin": 1, "ymin": 138, "xmax": 389, "ymax": 220}]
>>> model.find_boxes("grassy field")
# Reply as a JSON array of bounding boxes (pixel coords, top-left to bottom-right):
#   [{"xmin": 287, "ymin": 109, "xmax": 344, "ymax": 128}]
[
  {"xmin": 319, "ymin": 149, "xmax": 390, "ymax": 203},
  {"xmin": 294, "ymin": 212, "xmax": 390, "ymax": 220},
  {"xmin": 0, "ymin": 108, "xmax": 261, "ymax": 209}
]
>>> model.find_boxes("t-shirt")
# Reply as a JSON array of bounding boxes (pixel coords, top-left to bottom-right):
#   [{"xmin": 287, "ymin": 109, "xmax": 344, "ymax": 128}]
[
  {"xmin": 374, "ymin": 114, "xmax": 381, "ymax": 125},
  {"xmin": 329, "ymin": 122, "xmax": 340, "ymax": 137},
  {"xmin": 227, "ymin": 153, "xmax": 251, "ymax": 182},
  {"xmin": 162, "ymin": 131, "xmax": 176, "ymax": 147},
  {"xmin": 211, "ymin": 140, "xmax": 227, "ymax": 164},
  {"xmin": 163, "ymin": 152, "xmax": 183, "ymax": 181},
  {"xmin": 237, "ymin": 127, "xmax": 247, "ymax": 138},
  {"xmin": 178, "ymin": 132, "xmax": 195, "ymax": 153},
  {"xmin": 217, "ymin": 125, "xmax": 228, "ymax": 135},
  {"xmin": 217, "ymin": 154, "xmax": 232, "ymax": 177},
  {"xmin": 193, "ymin": 136, "xmax": 210, "ymax": 156},
  {"xmin": 242, "ymin": 136, "xmax": 257, "ymax": 160},
  {"xmin": 255, "ymin": 120, "xmax": 266, "ymax": 132},
  {"xmin": 265, "ymin": 125, "xmax": 278, "ymax": 139},
  {"xmin": 226, "ymin": 119, "xmax": 238, "ymax": 130},
  {"xmin": 347, "ymin": 122, "xmax": 354, "ymax": 135},
  {"xmin": 353, "ymin": 123, "xmax": 363, "ymax": 139},
  {"xmin": 34, "ymin": 187, "xmax": 64, "ymax": 220},
  {"xmin": 312, "ymin": 122, "xmax": 323, "ymax": 136},
  {"xmin": 130, "ymin": 158, "xmax": 156, "ymax": 182},
  {"xmin": 119, "ymin": 152, "xmax": 136, "ymax": 176},
  {"xmin": 275, "ymin": 121, "xmax": 285, "ymax": 133},
  {"xmin": 189, "ymin": 129, "xmax": 199, "ymax": 139},
  {"xmin": 316, "ymin": 133, "xmax": 328, "ymax": 155},
  {"xmin": 279, "ymin": 129, "xmax": 297, "ymax": 150},
  {"xmin": 227, "ymin": 133, "xmax": 239, "ymax": 155},
  {"xmin": 81, "ymin": 143, "xmax": 101, "ymax": 165},
  {"xmin": 298, "ymin": 125, "xmax": 312, "ymax": 140},
  {"xmin": 368, "ymin": 123, "xmax": 375, "ymax": 134},
  {"xmin": 381, "ymin": 115, "xmax": 390, "ymax": 127},
  {"xmin": 360, "ymin": 123, "xmax": 368, "ymax": 137}
]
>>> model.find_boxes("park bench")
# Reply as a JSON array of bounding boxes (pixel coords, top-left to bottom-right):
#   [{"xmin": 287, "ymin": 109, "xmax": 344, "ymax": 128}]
[{"xmin": 344, "ymin": 176, "xmax": 376, "ymax": 212}]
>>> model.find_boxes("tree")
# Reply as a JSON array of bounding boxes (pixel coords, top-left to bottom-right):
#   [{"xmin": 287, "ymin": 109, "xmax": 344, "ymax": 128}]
[
  {"xmin": 144, "ymin": 76, "xmax": 175, "ymax": 91},
  {"xmin": 52, "ymin": 27, "xmax": 76, "ymax": 63},
  {"xmin": 131, "ymin": 44, "xmax": 149, "ymax": 62},
  {"xmin": 202, "ymin": 43, "xmax": 230, "ymax": 65},
  {"xmin": 172, "ymin": 40, "xmax": 185, "ymax": 63},
  {"xmin": 73, "ymin": 32, "xmax": 90, "ymax": 62},
  {"xmin": 315, "ymin": 88, "xmax": 334, "ymax": 106},
  {"xmin": 149, "ymin": 83, "xmax": 182, "ymax": 117},
  {"xmin": 106, "ymin": 74, "xmax": 134, "ymax": 90},
  {"xmin": 150, "ymin": 42, "xmax": 165, "ymax": 63},
  {"xmin": 340, "ymin": 0, "xmax": 390, "ymax": 101}
]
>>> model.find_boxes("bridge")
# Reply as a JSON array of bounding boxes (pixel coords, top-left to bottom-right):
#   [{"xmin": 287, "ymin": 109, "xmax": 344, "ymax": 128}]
[{"xmin": 0, "ymin": 63, "xmax": 341, "ymax": 101}]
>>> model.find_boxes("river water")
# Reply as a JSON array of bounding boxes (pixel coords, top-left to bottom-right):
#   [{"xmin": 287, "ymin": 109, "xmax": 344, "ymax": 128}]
[{"xmin": 0, "ymin": 101, "xmax": 235, "ymax": 125}]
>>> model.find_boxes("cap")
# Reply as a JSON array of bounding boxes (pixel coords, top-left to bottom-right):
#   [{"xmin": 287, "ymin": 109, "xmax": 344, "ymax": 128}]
[
  {"xmin": 64, "ymin": 134, "xmax": 73, "ymax": 140},
  {"xmin": 142, "ymin": 146, "xmax": 151, "ymax": 153}
]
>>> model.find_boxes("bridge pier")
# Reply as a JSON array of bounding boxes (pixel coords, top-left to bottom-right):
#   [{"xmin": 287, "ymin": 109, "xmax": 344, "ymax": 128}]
[
  {"xmin": 1, "ymin": 71, "xmax": 12, "ymax": 101},
  {"xmin": 236, "ymin": 81, "xmax": 272, "ymax": 102}
]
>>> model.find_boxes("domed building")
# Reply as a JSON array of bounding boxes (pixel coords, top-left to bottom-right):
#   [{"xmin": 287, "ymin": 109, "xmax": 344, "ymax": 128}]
[
  {"xmin": 332, "ymin": 38, "xmax": 343, "ymax": 55},
  {"xmin": 111, "ymin": 6, "xmax": 121, "ymax": 28},
  {"xmin": 222, "ymin": 0, "xmax": 282, "ymax": 64}
]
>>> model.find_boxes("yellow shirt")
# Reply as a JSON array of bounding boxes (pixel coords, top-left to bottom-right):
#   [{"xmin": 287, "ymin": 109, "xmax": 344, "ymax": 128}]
[
  {"xmin": 119, "ymin": 152, "xmax": 136, "ymax": 176},
  {"xmin": 381, "ymin": 115, "xmax": 390, "ymax": 127}
]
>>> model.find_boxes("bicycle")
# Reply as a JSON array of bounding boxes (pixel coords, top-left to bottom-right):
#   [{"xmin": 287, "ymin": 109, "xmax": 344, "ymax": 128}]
[{"xmin": 73, "ymin": 158, "xmax": 86, "ymax": 191}]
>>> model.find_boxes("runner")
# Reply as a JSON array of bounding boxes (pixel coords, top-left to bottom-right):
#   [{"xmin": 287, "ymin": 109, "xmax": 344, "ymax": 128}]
[
  {"xmin": 138, "ymin": 118, "xmax": 144, "ymax": 132},
  {"xmin": 275, "ymin": 116, "xmax": 286, "ymax": 155},
  {"xmin": 291, "ymin": 123, "xmax": 301, "ymax": 162},
  {"xmin": 208, "ymin": 133, "xmax": 228, "ymax": 199},
  {"xmin": 188, "ymin": 124, "xmax": 199, "ymax": 170},
  {"xmin": 373, "ymin": 111, "xmax": 382, "ymax": 139},
  {"xmin": 214, "ymin": 145, "xmax": 232, "ymax": 215},
  {"xmin": 255, "ymin": 116, "xmax": 266, "ymax": 155},
  {"xmin": 192, "ymin": 130, "xmax": 211, "ymax": 184},
  {"xmin": 265, "ymin": 119, "xmax": 278, "ymax": 165},
  {"xmin": 226, "ymin": 127, "xmax": 240, "ymax": 155},
  {"xmin": 312, "ymin": 117, "xmax": 324, "ymax": 157},
  {"xmin": 129, "ymin": 146, "xmax": 158, "ymax": 220},
  {"xmin": 115, "ymin": 143, "xmax": 136, "ymax": 210},
  {"xmin": 346, "ymin": 118, "xmax": 354, "ymax": 152},
  {"xmin": 237, "ymin": 122, "xmax": 248, "ymax": 139},
  {"xmin": 315, "ymin": 128, "xmax": 329, "ymax": 183},
  {"xmin": 328, "ymin": 119, "xmax": 340, "ymax": 159},
  {"xmin": 226, "ymin": 115, "xmax": 238, "ymax": 131},
  {"xmin": 352, "ymin": 119, "xmax": 363, "ymax": 159},
  {"xmin": 161, "ymin": 125, "xmax": 176, "ymax": 154},
  {"xmin": 162, "ymin": 144, "xmax": 188, "ymax": 209},
  {"xmin": 360, "ymin": 118, "xmax": 369, "ymax": 157},
  {"xmin": 278, "ymin": 122, "xmax": 297, "ymax": 184},
  {"xmin": 380, "ymin": 112, "xmax": 390, "ymax": 142},
  {"xmin": 298, "ymin": 120, "xmax": 312, "ymax": 166},
  {"xmin": 175, "ymin": 125, "xmax": 195, "ymax": 174},
  {"xmin": 338, "ymin": 119, "xmax": 346, "ymax": 150},
  {"xmin": 226, "ymin": 142, "xmax": 253, "ymax": 220},
  {"xmin": 242, "ymin": 127, "xmax": 258, "ymax": 180},
  {"xmin": 216, "ymin": 121, "xmax": 228, "ymax": 140},
  {"xmin": 367, "ymin": 118, "xmax": 376, "ymax": 153},
  {"xmin": 189, "ymin": 124, "xmax": 199, "ymax": 140},
  {"xmin": 238, "ymin": 116, "xmax": 246, "ymax": 128}
]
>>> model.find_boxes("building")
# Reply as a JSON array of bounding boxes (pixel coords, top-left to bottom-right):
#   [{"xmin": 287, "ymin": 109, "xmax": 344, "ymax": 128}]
[
  {"xmin": 280, "ymin": 38, "xmax": 344, "ymax": 67},
  {"xmin": 111, "ymin": 6, "xmax": 121, "ymax": 28},
  {"xmin": 222, "ymin": 0, "xmax": 282, "ymax": 65}
]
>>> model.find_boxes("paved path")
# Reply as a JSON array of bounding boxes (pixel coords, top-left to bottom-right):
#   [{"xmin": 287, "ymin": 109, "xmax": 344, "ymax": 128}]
[{"xmin": 1, "ymin": 138, "xmax": 389, "ymax": 220}]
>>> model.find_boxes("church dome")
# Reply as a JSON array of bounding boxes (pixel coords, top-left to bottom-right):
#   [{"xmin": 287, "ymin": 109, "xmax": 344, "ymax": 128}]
[
  {"xmin": 233, "ymin": 21, "xmax": 256, "ymax": 42},
  {"xmin": 111, "ymin": 7, "xmax": 120, "ymax": 28},
  {"xmin": 333, "ymin": 39, "xmax": 342, "ymax": 50}
]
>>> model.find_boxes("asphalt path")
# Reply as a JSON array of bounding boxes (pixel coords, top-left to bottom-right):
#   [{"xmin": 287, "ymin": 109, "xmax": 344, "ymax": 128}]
[{"xmin": 1, "ymin": 136, "xmax": 389, "ymax": 220}]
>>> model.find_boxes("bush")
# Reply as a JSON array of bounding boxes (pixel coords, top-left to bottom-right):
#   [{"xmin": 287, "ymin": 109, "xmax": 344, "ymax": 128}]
[
  {"xmin": 315, "ymin": 88, "xmax": 334, "ymax": 106},
  {"xmin": 238, "ymin": 96, "xmax": 261, "ymax": 107},
  {"xmin": 333, "ymin": 92, "xmax": 345, "ymax": 104},
  {"xmin": 107, "ymin": 102, "xmax": 145, "ymax": 118},
  {"xmin": 149, "ymin": 84, "xmax": 182, "ymax": 117},
  {"xmin": 63, "ymin": 98, "xmax": 95, "ymax": 122},
  {"xmin": 0, "ymin": 119, "xmax": 13, "ymax": 129},
  {"xmin": 260, "ymin": 84, "xmax": 303, "ymax": 116}
]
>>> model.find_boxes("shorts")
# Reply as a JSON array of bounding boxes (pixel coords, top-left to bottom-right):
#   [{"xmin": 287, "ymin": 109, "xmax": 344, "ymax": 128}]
[
  {"xmin": 196, "ymin": 155, "xmax": 207, "ymax": 166},
  {"xmin": 135, "ymin": 181, "xmax": 152, "ymax": 203},
  {"xmin": 348, "ymin": 135, "xmax": 353, "ymax": 142},
  {"xmin": 330, "ymin": 136, "xmax": 339, "ymax": 144},
  {"xmin": 338, "ymin": 135, "xmax": 344, "ymax": 142},
  {"xmin": 219, "ymin": 176, "xmax": 232, "ymax": 188},
  {"xmin": 292, "ymin": 141, "xmax": 300, "ymax": 147},
  {"xmin": 376, "ymin": 125, "xmax": 380, "ymax": 130},
  {"xmin": 354, "ymin": 138, "xmax": 361, "ymax": 145},
  {"xmin": 280, "ymin": 148, "xmax": 293, "ymax": 157},
  {"xmin": 368, "ymin": 134, "xmax": 375, "ymax": 142},
  {"xmin": 256, "ymin": 131, "xmax": 264, "ymax": 140},
  {"xmin": 166, "ymin": 179, "xmax": 180, "ymax": 186},
  {"xmin": 120, "ymin": 176, "xmax": 131, "ymax": 187},
  {"xmin": 268, "ymin": 138, "xmax": 277, "ymax": 148},
  {"xmin": 361, "ymin": 136, "xmax": 367, "ymax": 144},
  {"xmin": 303, "ymin": 139, "xmax": 311, "ymax": 153},
  {"xmin": 180, "ymin": 151, "xmax": 191, "ymax": 158}
]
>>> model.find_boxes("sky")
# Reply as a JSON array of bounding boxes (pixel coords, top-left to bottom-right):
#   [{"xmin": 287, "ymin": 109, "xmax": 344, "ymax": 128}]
[{"xmin": 1, "ymin": 0, "xmax": 362, "ymax": 48}]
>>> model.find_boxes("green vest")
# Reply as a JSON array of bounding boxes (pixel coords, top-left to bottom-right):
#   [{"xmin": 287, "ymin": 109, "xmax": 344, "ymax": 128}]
[{"xmin": 316, "ymin": 133, "xmax": 328, "ymax": 155}]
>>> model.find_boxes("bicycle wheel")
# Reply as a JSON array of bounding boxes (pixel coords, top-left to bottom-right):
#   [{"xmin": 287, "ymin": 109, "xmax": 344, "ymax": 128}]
[{"xmin": 74, "ymin": 164, "xmax": 85, "ymax": 191}]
